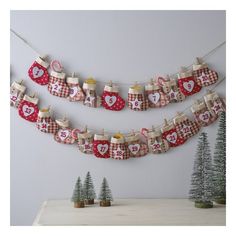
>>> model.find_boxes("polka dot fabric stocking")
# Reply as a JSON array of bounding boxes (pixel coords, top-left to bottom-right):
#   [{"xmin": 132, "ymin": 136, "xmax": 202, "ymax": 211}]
[
  {"xmin": 177, "ymin": 70, "xmax": 202, "ymax": 96},
  {"xmin": 28, "ymin": 57, "xmax": 49, "ymax": 85},
  {"xmin": 101, "ymin": 84, "xmax": 125, "ymax": 111},
  {"xmin": 93, "ymin": 134, "xmax": 110, "ymax": 158},
  {"xmin": 18, "ymin": 95, "xmax": 39, "ymax": 122}
]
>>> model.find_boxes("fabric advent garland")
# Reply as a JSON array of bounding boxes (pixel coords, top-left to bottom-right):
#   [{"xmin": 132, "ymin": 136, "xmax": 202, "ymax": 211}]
[
  {"xmin": 27, "ymin": 57, "xmax": 219, "ymax": 112},
  {"xmin": 10, "ymin": 81, "xmax": 226, "ymax": 160}
]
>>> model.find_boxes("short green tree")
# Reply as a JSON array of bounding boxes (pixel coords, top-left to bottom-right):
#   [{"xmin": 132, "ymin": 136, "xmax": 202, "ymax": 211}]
[
  {"xmin": 189, "ymin": 132, "xmax": 214, "ymax": 208},
  {"xmin": 212, "ymin": 112, "xmax": 226, "ymax": 204},
  {"xmin": 83, "ymin": 171, "xmax": 96, "ymax": 201},
  {"xmin": 98, "ymin": 177, "xmax": 113, "ymax": 201},
  {"xmin": 71, "ymin": 177, "xmax": 84, "ymax": 203}
]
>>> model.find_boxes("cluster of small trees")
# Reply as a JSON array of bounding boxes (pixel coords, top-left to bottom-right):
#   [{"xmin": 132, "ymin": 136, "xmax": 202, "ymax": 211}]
[
  {"xmin": 189, "ymin": 112, "xmax": 226, "ymax": 208},
  {"xmin": 71, "ymin": 172, "xmax": 113, "ymax": 208}
]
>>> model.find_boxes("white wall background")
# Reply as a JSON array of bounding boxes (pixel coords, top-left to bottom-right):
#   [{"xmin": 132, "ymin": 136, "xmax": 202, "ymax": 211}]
[{"xmin": 10, "ymin": 11, "xmax": 226, "ymax": 225}]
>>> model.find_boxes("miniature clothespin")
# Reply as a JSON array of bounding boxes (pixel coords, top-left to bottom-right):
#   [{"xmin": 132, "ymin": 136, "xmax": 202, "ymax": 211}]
[
  {"xmin": 195, "ymin": 57, "xmax": 202, "ymax": 64},
  {"xmin": 108, "ymin": 80, "xmax": 113, "ymax": 87},
  {"xmin": 164, "ymin": 119, "xmax": 168, "ymax": 126}
]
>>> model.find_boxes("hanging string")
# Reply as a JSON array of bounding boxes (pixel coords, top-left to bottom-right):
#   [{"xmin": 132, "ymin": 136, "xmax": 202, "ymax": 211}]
[
  {"xmin": 10, "ymin": 28, "xmax": 226, "ymax": 86},
  {"xmin": 10, "ymin": 29, "xmax": 42, "ymax": 56}
]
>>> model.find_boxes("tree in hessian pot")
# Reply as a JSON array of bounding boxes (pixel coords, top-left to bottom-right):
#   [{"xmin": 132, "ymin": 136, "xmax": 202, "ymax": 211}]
[
  {"xmin": 98, "ymin": 177, "xmax": 113, "ymax": 207},
  {"xmin": 189, "ymin": 132, "xmax": 214, "ymax": 208},
  {"xmin": 83, "ymin": 171, "xmax": 96, "ymax": 205},
  {"xmin": 212, "ymin": 112, "xmax": 226, "ymax": 204},
  {"xmin": 71, "ymin": 177, "xmax": 85, "ymax": 208}
]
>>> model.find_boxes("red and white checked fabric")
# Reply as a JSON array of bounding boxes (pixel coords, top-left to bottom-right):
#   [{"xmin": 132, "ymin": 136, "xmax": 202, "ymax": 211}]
[
  {"xmin": 18, "ymin": 95, "xmax": 39, "ymax": 123},
  {"xmin": 147, "ymin": 132, "xmax": 170, "ymax": 154},
  {"xmin": 191, "ymin": 102, "xmax": 218, "ymax": 127},
  {"xmin": 101, "ymin": 85, "xmax": 125, "ymax": 111},
  {"xmin": 145, "ymin": 85, "xmax": 170, "ymax": 108},
  {"xmin": 204, "ymin": 92, "xmax": 226, "ymax": 117},
  {"xmin": 162, "ymin": 123, "xmax": 186, "ymax": 147},
  {"xmin": 110, "ymin": 142, "xmax": 129, "ymax": 160},
  {"xmin": 93, "ymin": 134, "xmax": 110, "ymax": 158},
  {"xmin": 36, "ymin": 116, "xmax": 59, "ymax": 134},
  {"xmin": 162, "ymin": 80, "xmax": 186, "ymax": 103},
  {"xmin": 36, "ymin": 110, "xmax": 59, "ymax": 134},
  {"xmin": 128, "ymin": 93, "xmax": 149, "ymax": 111},
  {"xmin": 54, "ymin": 128, "xmax": 76, "ymax": 144},
  {"xmin": 178, "ymin": 71, "xmax": 202, "ymax": 96},
  {"xmin": 125, "ymin": 135, "xmax": 148, "ymax": 158},
  {"xmin": 28, "ymin": 57, "xmax": 49, "ymax": 85},
  {"xmin": 175, "ymin": 119, "xmax": 200, "ymax": 140},
  {"xmin": 10, "ymin": 81, "xmax": 26, "ymax": 108},
  {"xmin": 193, "ymin": 67, "xmax": 218, "ymax": 87},
  {"xmin": 48, "ymin": 72, "xmax": 70, "ymax": 98}
]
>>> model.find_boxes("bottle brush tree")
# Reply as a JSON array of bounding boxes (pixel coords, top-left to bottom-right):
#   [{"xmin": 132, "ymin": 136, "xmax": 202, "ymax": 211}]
[
  {"xmin": 71, "ymin": 177, "xmax": 85, "ymax": 208},
  {"xmin": 189, "ymin": 132, "xmax": 214, "ymax": 208},
  {"xmin": 212, "ymin": 112, "xmax": 226, "ymax": 204},
  {"xmin": 98, "ymin": 177, "xmax": 113, "ymax": 207},
  {"xmin": 83, "ymin": 171, "xmax": 96, "ymax": 204}
]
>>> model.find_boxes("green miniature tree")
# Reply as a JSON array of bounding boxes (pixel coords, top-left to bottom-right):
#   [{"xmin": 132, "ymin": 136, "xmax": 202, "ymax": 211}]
[
  {"xmin": 98, "ymin": 177, "xmax": 113, "ymax": 207},
  {"xmin": 71, "ymin": 177, "xmax": 85, "ymax": 208},
  {"xmin": 189, "ymin": 132, "xmax": 214, "ymax": 208},
  {"xmin": 83, "ymin": 171, "xmax": 96, "ymax": 204},
  {"xmin": 212, "ymin": 112, "xmax": 226, "ymax": 204}
]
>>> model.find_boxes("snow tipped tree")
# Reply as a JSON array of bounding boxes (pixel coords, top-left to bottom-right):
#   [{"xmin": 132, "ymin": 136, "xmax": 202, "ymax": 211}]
[
  {"xmin": 189, "ymin": 132, "xmax": 214, "ymax": 208},
  {"xmin": 212, "ymin": 112, "xmax": 226, "ymax": 204},
  {"xmin": 98, "ymin": 177, "xmax": 113, "ymax": 207},
  {"xmin": 71, "ymin": 177, "xmax": 85, "ymax": 208},
  {"xmin": 83, "ymin": 171, "xmax": 96, "ymax": 204}
]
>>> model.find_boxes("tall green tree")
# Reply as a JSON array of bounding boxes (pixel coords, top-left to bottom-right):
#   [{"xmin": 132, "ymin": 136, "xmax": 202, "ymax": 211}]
[
  {"xmin": 71, "ymin": 177, "xmax": 84, "ymax": 203},
  {"xmin": 83, "ymin": 171, "xmax": 96, "ymax": 202},
  {"xmin": 212, "ymin": 112, "xmax": 226, "ymax": 204},
  {"xmin": 189, "ymin": 132, "xmax": 214, "ymax": 208},
  {"xmin": 99, "ymin": 177, "xmax": 113, "ymax": 202}
]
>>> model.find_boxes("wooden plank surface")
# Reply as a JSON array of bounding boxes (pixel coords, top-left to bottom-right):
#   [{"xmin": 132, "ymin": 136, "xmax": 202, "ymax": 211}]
[{"xmin": 33, "ymin": 199, "xmax": 226, "ymax": 226}]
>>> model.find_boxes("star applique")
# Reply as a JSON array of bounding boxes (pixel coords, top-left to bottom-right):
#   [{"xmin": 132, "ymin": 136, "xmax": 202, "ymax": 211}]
[
  {"xmin": 113, "ymin": 147, "xmax": 124, "ymax": 159},
  {"xmin": 131, "ymin": 98, "xmax": 143, "ymax": 109},
  {"xmin": 168, "ymin": 89, "xmax": 179, "ymax": 100},
  {"xmin": 39, "ymin": 120, "xmax": 50, "ymax": 132},
  {"xmin": 84, "ymin": 95, "xmax": 95, "ymax": 106},
  {"xmin": 151, "ymin": 140, "xmax": 162, "ymax": 151},
  {"xmin": 212, "ymin": 101, "xmax": 224, "ymax": 114},
  {"xmin": 198, "ymin": 72, "xmax": 209, "ymax": 83},
  {"xmin": 81, "ymin": 141, "xmax": 93, "ymax": 152},
  {"xmin": 51, "ymin": 81, "xmax": 62, "ymax": 94},
  {"xmin": 180, "ymin": 124, "xmax": 192, "ymax": 135}
]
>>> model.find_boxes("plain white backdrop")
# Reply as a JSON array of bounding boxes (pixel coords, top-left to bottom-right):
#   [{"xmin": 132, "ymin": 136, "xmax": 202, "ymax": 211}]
[{"xmin": 10, "ymin": 10, "xmax": 225, "ymax": 225}]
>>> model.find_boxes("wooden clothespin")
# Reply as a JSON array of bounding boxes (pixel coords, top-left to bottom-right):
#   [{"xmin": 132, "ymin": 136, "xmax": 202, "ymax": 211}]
[
  {"xmin": 101, "ymin": 128, "xmax": 105, "ymax": 136},
  {"xmin": 31, "ymin": 92, "xmax": 36, "ymax": 98},
  {"xmin": 84, "ymin": 125, "xmax": 88, "ymax": 133},
  {"xmin": 195, "ymin": 57, "xmax": 202, "ymax": 64},
  {"xmin": 109, "ymin": 80, "xmax": 113, "ymax": 87},
  {"xmin": 19, "ymin": 79, "xmax": 23, "ymax": 85},
  {"xmin": 164, "ymin": 119, "xmax": 168, "ymax": 126}
]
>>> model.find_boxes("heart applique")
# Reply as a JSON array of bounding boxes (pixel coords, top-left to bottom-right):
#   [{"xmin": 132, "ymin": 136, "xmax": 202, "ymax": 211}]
[
  {"xmin": 166, "ymin": 132, "xmax": 177, "ymax": 144},
  {"xmin": 97, "ymin": 144, "xmax": 109, "ymax": 155},
  {"xmin": 32, "ymin": 66, "xmax": 44, "ymax": 78},
  {"xmin": 183, "ymin": 80, "xmax": 194, "ymax": 92},
  {"xmin": 22, "ymin": 105, "xmax": 35, "ymax": 117},
  {"xmin": 58, "ymin": 129, "xmax": 70, "ymax": 141},
  {"xmin": 105, "ymin": 95, "xmax": 117, "ymax": 107},
  {"xmin": 69, "ymin": 86, "xmax": 78, "ymax": 98},
  {"xmin": 128, "ymin": 144, "xmax": 140, "ymax": 155},
  {"xmin": 148, "ymin": 92, "xmax": 160, "ymax": 104},
  {"xmin": 199, "ymin": 111, "xmax": 210, "ymax": 123}
]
